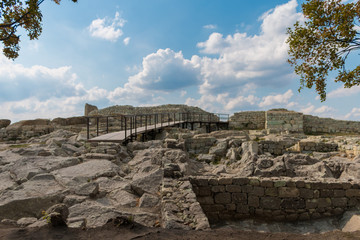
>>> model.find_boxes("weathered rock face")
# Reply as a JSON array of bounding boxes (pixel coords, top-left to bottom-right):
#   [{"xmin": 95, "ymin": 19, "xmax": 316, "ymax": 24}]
[
  {"xmin": 3, "ymin": 119, "xmax": 53, "ymax": 141},
  {"xmin": 0, "ymin": 174, "xmax": 66, "ymax": 220},
  {"xmin": 0, "ymin": 119, "xmax": 11, "ymax": 129}
]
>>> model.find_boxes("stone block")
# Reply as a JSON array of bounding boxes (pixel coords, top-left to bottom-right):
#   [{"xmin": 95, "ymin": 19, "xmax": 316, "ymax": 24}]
[
  {"xmin": 218, "ymin": 178, "xmax": 232, "ymax": 185},
  {"xmin": 299, "ymin": 188, "xmax": 313, "ymax": 199},
  {"xmin": 278, "ymin": 187, "xmax": 300, "ymax": 198},
  {"xmin": 320, "ymin": 189, "xmax": 334, "ymax": 198},
  {"xmin": 197, "ymin": 187, "xmax": 211, "ymax": 196},
  {"xmin": 236, "ymin": 205, "xmax": 249, "ymax": 214},
  {"xmin": 260, "ymin": 197, "xmax": 281, "ymax": 210},
  {"xmin": 252, "ymin": 186, "xmax": 265, "ymax": 197},
  {"xmin": 281, "ymin": 198, "xmax": 305, "ymax": 209},
  {"xmin": 346, "ymin": 189, "xmax": 360, "ymax": 197},
  {"xmin": 208, "ymin": 178, "xmax": 219, "ymax": 186},
  {"xmin": 226, "ymin": 204, "xmax": 236, "ymax": 211},
  {"xmin": 260, "ymin": 180, "xmax": 273, "ymax": 188},
  {"xmin": 191, "ymin": 178, "xmax": 208, "ymax": 187},
  {"xmin": 226, "ymin": 185, "xmax": 242, "ymax": 193},
  {"xmin": 242, "ymin": 185, "xmax": 253, "ymax": 193},
  {"xmin": 249, "ymin": 179, "xmax": 260, "ymax": 186},
  {"xmin": 331, "ymin": 197, "xmax": 347, "ymax": 207},
  {"xmin": 333, "ymin": 189, "xmax": 345, "ymax": 197},
  {"xmin": 197, "ymin": 196, "xmax": 214, "ymax": 205},
  {"xmin": 232, "ymin": 193, "xmax": 247, "ymax": 203},
  {"xmin": 214, "ymin": 192, "xmax": 231, "ymax": 204},
  {"xmin": 274, "ymin": 181, "xmax": 286, "ymax": 188},
  {"xmin": 265, "ymin": 188, "xmax": 278, "ymax": 197},
  {"xmin": 317, "ymin": 198, "xmax": 332, "ymax": 208},
  {"xmin": 306, "ymin": 199, "xmax": 318, "ymax": 209},
  {"xmin": 232, "ymin": 178, "xmax": 249, "ymax": 185},
  {"xmin": 211, "ymin": 185, "xmax": 225, "ymax": 193},
  {"xmin": 248, "ymin": 195, "xmax": 259, "ymax": 207},
  {"xmin": 202, "ymin": 204, "xmax": 225, "ymax": 212}
]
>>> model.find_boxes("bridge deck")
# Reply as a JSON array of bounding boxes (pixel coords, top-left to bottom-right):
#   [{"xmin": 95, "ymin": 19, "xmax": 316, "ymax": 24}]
[{"xmin": 88, "ymin": 120, "xmax": 185, "ymax": 142}]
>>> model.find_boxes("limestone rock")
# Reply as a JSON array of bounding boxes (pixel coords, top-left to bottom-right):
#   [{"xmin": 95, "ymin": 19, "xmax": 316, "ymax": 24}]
[
  {"xmin": 45, "ymin": 204, "xmax": 69, "ymax": 227},
  {"xmin": 139, "ymin": 193, "xmax": 159, "ymax": 208},
  {"xmin": 0, "ymin": 119, "xmax": 11, "ymax": 129},
  {"xmin": 0, "ymin": 174, "xmax": 66, "ymax": 220},
  {"xmin": 16, "ymin": 217, "xmax": 38, "ymax": 227},
  {"xmin": 131, "ymin": 168, "xmax": 163, "ymax": 196},
  {"xmin": 108, "ymin": 189, "xmax": 138, "ymax": 207},
  {"xmin": 53, "ymin": 160, "xmax": 121, "ymax": 187},
  {"xmin": 209, "ymin": 141, "xmax": 228, "ymax": 157},
  {"xmin": 197, "ymin": 154, "xmax": 215, "ymax": 163},
  {"xmin": 75, "ymin": 182, "xmax": 99, "ymax": 197}
]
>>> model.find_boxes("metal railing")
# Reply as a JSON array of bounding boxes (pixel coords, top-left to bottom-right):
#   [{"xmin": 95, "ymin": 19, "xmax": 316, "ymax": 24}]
[{"xmin": 85, "ymin": 112, "xmax": 229, "ymax": 140}]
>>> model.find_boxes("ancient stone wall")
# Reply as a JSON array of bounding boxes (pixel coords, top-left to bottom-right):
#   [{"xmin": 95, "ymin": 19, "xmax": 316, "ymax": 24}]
[
  {"xmin": 190, "ymin": 176, "xmax": 360, "ymax": 223},
  {"xmin": 266, "ymin": 110, "xmax": 304, "ymax": 133},
  {"xmin": 303, "ymin": 115, "xmax": 360, "ymax": 134},
  {"xmin": 184, "ymin": 137, "xmax": 217, "ymax": 155},
  {"xmin": 229, "ymin": 111, "xmax": 265, "ymax": 130}
]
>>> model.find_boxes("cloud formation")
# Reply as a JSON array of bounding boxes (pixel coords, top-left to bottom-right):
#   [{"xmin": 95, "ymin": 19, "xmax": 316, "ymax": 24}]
[
  {"xmin": 88, "ymin": 12, "xmax": 126, "ymax": 42},
  {"xmin": 259, "ymin": 90, "xmax": 293, "ymax": 108},
  {"xmin": 196, "ymin": 0, "xmax": 302, "ymax": 96}
]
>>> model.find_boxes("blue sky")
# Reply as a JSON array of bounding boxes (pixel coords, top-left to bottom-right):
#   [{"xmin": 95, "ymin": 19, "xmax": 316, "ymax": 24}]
[{"xmin": 1, "ymin": 0, "xmax": 360, "ymax": 122}]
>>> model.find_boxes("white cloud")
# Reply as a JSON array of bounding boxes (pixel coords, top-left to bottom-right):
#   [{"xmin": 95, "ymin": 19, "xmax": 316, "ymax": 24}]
[
  {"xmin": 203, "ymin": 24, "xmax": 217, "ymax": 29},
  {"xmin": 88, "ymin": 12, "xmax": 126, "ymax": 42},
  {"xmin": 345, "ymin": 108, "xmax": 360, "ymax": 119},
  {"xmin": 123, "ymin": 37, "xmax": 131, "ymax": 45},
  {"xmin": 327, "ymin": 85, "xmax": 360, "ymax": 98},
  {"xmin": 259, "ymin": 90, "xmax": 293, "ymax": 108},
  {"xmin": 180, "ymin": 90, "xmax": 187, "ymax": 97},
  {"xmin": 300, "ymin": 104, "xmax": 315, "ymax": 114},
  {"xmin": 225, "ymin": 95, "xmax": 259, "ymax": 111},
  {"xmin": 314, "ymin": 106, "xmax": 335, "ymax": 114},
  {"xmin": 108, "ymin": 48, "xmax": 201, "ymax": 104},
  {"xmin": 196, "ymin": 0, "xmax": 302, "ymax": 96},
  {"xmin": 299, "ymin": 104, "xmax": 335, "ymax": 116}
]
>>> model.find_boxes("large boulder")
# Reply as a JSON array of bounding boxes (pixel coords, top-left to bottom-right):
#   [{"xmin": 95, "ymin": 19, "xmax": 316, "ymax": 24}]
[
  {"xmin": 0, "ymin": 174, "xmax": 66, "ymax": 220},
  {"xmin": 53, "ymin": 160, "xmax": 121, "ymax": 188}
]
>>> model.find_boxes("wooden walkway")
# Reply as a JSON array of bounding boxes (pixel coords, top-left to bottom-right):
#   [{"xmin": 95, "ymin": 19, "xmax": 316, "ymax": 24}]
[{"xmin": 88, "ymin": 120, "xmax": 185, "ymax": 142}]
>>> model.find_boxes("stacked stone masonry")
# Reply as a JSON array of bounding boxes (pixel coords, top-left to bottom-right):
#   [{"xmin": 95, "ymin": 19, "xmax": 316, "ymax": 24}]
[
  {"xmin": 229, "ymin": 111, "xmax": 265, "ymax": 130},
  {"xmin": 230, "ymin": 109, "xmax": 360, "ymax": 135},
  {"xmin": 266, "ymin": 110, "xmax": 304, "ymax": 133},
  {"xmin": 161, "ymin": 178, "xmax": 210, "ymax": 230},
  {"xmin": 304, "ymin": 115, "xmax": 360, "ymax": 134},
  {"xmin": 190, "ymin": 177, "xmax": 360, "ymax": 223}
]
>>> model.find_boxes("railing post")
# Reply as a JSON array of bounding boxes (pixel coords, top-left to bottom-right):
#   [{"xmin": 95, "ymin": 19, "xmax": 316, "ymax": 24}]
[
  {"xmin": 135, "ymin": 115, "xmax": 137, "ymax": 136},
  {"xmin": 96, "ymin": 117, "xmax": 99, "ymax": 136},
  {"xmin": 124, "ymin": 116, "xmax": 127, "ymax": 139},
  {"xmin": 106, "ymin": 117, "xmax": 109, "ymax": 133},
  {"xmin": 87, "ymin": 117, "xmax": 90, "ymax": 140},
  {"xmin": 154, "ymin": 114, "xmax": 156, "ymax": 131},
  {"xmin": 145, "ymin": 115, "xmax": 148, "ymax": 131},
  {"xmin": 174, "ymin": 112, "xmax": 176, "ymax": 125},
  {"xmin": 161, "ymin": 114, "xmax": 163, "ymax": 128}
]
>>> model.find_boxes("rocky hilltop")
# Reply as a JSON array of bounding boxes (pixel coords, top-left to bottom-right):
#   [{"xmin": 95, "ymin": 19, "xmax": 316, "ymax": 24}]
[{"xmin": 0, "ymin": 105, "xmax": 359, "ymax": 234}]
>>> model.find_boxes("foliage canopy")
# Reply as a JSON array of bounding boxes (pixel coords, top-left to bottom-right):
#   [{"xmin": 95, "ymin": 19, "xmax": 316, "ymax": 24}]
[
  {"xmin": 0, "ymin": 0, "xmax": 77, "ymax": 60},
  {"xmin": 287, "ymin": 0, "xmax": 360, "ymax": 101}
]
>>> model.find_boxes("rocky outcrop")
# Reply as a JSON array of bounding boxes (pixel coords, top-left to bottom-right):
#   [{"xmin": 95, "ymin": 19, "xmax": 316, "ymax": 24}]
[{"xmin": 0, "ymin": 119, "xmax": 11, "ymax": 129}]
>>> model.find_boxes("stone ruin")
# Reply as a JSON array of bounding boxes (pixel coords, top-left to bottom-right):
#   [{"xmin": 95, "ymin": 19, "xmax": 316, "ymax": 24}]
[{"xmin": 0, "ymin": 105, "xmax": 360, "ymax": 232}]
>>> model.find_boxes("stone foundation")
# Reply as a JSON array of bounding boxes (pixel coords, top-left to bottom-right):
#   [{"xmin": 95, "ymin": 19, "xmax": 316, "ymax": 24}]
[{"xmin": 190, "ymin": 176, "xmax": 360, "ymax": 223}]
